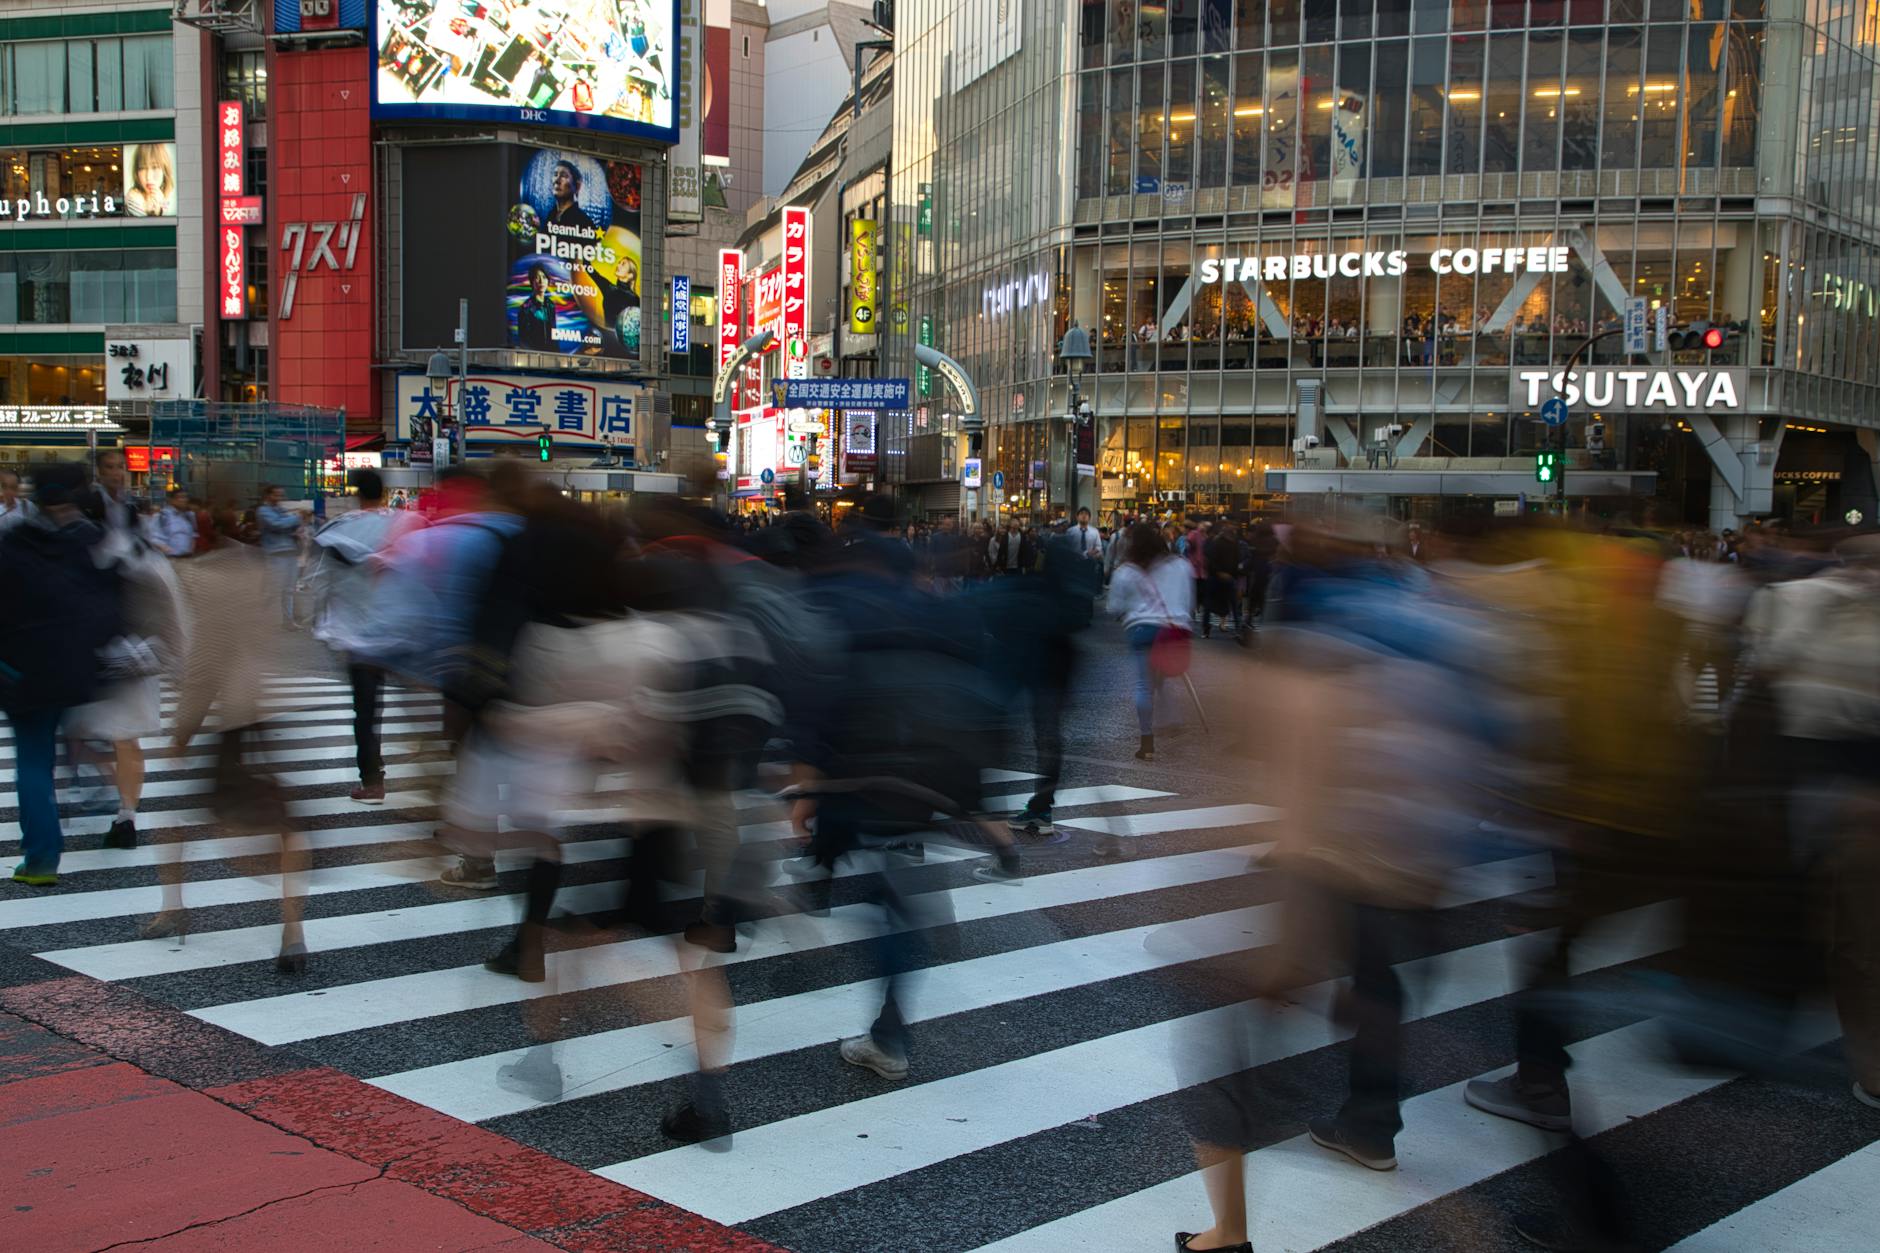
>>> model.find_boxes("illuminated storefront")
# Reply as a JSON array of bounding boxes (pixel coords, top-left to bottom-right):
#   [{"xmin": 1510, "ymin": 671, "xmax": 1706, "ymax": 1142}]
[
  {"xmin": 0, "ymin": 3, "xmax": 195, "ymax": 460},
  {"xmin": 887, "ymin": 1, "xmax": 1880, "ymax": 529}
]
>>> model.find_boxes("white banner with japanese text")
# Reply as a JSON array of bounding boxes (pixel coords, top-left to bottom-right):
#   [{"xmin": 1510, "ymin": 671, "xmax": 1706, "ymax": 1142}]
[{"xmin": 394, "ymin": 372, "xmax": 644, "ymax": 447}]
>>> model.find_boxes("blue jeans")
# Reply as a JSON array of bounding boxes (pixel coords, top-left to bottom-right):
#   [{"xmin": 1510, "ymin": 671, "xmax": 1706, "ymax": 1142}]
[
  {"xmin": 8, "ymin": 708, "xmax": 65, "ymax": 873},
  {"xmin": 1126, "ymin": 623, "xmax": 1161, "ymax": 735}
]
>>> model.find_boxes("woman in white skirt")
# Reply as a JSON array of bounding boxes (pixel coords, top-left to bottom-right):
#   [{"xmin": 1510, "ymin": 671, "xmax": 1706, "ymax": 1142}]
[{"xmin": 65, "ymin": 530, "xmax": 186, "ymax": 849}]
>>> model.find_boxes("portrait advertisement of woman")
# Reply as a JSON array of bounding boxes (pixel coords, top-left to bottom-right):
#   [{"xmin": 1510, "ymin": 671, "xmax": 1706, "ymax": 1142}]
[{"xmin": 123, "ymin": 142, "xmax": 176, "ymax": 217}]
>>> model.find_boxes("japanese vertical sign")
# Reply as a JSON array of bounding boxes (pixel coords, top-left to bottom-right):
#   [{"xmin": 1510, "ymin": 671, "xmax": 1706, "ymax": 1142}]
[
  {"xmin": 782, "ymin": 206, "xmax": 811, "ymax": 379},
  {"xmin": 718, "ymin": 249, "xmax": 743, "ymax": 378},
  {"xmin": 672, "ymin": 275, "xmax": 691, "ymax": 354},
  {"xmin": 849, "ymin": 218, "xmax": 877, "ymax": 335},
  {"xmin": 218, "ymin": 100, "xmax": 246, "ymax": 319}
]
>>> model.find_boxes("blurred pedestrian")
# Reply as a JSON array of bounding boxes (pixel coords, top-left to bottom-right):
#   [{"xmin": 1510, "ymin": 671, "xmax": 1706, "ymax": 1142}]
[
  {"xmin": 0, "ymin": 468, "xmax": 35, "ymax": 532},
  {"xmin": 65, "ymin": 497, "xmax": 187, "ymax": 850},
  {"xmin": 1108, "ymin": 522, "xmax": 1193, "ymax": 762},
  {"xmin": 153, "ymin": 487, "xmax": 196, "ymax": 557},
  {"xmin": 1202, "ymin": 521, "xmax": 1245, "ymax": 641},
  {"xmin": 149, "ymin": 525, "xmax": 310, "ymax": 969},
  {"xmin": 256, "ymin": 483, "xmax": 305, "ymax": 626},
  {"xmin": 0, "ymin": 464, "xmax": 121, "ymax": 886},
  {"xmin": 307, "ymin": 469, "xmax": 405, "ymax": 805}
]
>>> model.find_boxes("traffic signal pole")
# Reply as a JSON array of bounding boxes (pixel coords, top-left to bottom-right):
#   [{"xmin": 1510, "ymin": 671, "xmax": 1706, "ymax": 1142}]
[{"xmin": 1553, "ymin": 326, "xmax": 1626, "ymax": 515}]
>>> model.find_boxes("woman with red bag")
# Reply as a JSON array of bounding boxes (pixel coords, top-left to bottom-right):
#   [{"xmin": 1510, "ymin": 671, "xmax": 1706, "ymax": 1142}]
[{"xmin": 1107, "ymin": 522, "xmax": 1194, "ymax": 762}]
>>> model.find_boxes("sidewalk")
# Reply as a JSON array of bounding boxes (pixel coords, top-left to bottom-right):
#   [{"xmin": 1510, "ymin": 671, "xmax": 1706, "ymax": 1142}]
[{"xmin": 0, "ymin": 972, "xmax": 782, "ymax": 1253}]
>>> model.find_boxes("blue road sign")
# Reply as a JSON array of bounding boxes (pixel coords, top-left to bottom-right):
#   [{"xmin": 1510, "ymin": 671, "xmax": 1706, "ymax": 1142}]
[
  {"xmin": 1540, "ymin": 396, "xmax": 1570, "ymax": 427},
  {"xmin": 992, "ymin": 470, "xmax": 1005, "ymax": 489},
  {"xmin": 760, "ymin": 467, "xmax": 775, "ymax": 484}
]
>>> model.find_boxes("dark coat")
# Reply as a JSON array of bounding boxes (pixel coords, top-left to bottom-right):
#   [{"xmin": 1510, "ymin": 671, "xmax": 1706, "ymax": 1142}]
[{"xmin": 0, "ymin": 516, "xmax": 120, "ymax": 714}]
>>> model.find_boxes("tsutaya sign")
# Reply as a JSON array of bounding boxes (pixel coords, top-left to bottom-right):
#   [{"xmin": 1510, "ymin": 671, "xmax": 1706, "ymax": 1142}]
[
  {"xmin": 1200, "ymin": 246, "xmax": 1571, "ymax": 283},
  {"xmin": 1518, "ymin": 368, "xmax": 1748, "ymax": 413}
]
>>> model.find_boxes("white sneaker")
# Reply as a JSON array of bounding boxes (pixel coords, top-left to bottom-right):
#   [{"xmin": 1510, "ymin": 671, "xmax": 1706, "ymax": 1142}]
[
  {"xmin": 1856, "ymin": 1081, "xmax": 1880, "ymax": 1110},
  {"xmin": 839, "ymin": 1034, "xmax": 908, "ymax": 1081}
]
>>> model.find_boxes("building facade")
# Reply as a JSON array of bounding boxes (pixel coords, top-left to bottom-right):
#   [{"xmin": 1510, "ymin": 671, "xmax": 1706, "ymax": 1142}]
[
  {"xmin": 888, "ymin": 0, "xmax": 1880, "ymax": 531},
  {"xmin": 0, "ymin": 1, "xmax": 202, "ymax": 478}
]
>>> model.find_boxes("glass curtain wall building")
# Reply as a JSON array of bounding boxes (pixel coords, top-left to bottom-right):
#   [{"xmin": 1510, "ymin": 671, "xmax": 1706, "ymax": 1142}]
[{"xmin": 887, "ymin": 0, "xmax": 1880, "ymax": 526}]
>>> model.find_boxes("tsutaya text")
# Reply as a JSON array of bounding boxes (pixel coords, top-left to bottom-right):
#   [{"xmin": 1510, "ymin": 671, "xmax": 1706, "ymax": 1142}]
[
  {"xmin": 1199, "ymin": 246, "xmax": 1571, "ymax": 284},
  {"xmin": 1518, "ymin": 368, "xmax": 1747, "ymax": 412}
]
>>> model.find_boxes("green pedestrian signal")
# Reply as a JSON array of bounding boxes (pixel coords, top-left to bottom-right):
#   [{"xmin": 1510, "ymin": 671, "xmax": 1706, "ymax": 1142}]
[
  {"xmin": 1534, "ymin": 450, "xmax": 1559, "ymax": 483},
  {"xmin": 536, "ymin": 431, "xmax": 552, "ymax": 462}
]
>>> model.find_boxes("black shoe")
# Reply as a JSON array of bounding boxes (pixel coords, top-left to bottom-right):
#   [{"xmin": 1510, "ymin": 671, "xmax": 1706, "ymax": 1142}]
[
  {"xmin": 1175, "ymin": 1236, "xmax": 1253, "ymax": 1253},
  {"xmin": 485, "ymin": 936, "xmax": 546, "ymax": 982},
  {"xmin": 103, "ymin": 817, "xmax": 137, "ymax": 850},
  {"xmin": 275, "ymin": 942, "xmax": 308, "ymax": 975},
  {"xmin": 661, "ymin": 1101, "xmax": 732, "ymax": 1150},
  {"xmin": 1307, "ymin": 1117, "xmax": 1397, "ymax": 1170},
  {"xmin": 683, "ymin": 921, "xmax": 736, "ymax": 954}
]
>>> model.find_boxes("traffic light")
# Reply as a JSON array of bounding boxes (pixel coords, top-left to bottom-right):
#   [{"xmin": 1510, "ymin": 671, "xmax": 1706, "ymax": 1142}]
[
  {"xmin": 536, "ymin": 431, "xmax": 552, "ymax": 462},
  {"xmin": 1534, "ymin": 449, "xmax": 1559, "ymax": 484},
  {"xmin": 1669, "ymin": 320, "xmax": 1731, "ymax": 352}
]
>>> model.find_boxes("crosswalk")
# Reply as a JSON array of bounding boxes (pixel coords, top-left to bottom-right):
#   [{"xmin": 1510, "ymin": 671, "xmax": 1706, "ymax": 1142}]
[{"xmin": 1, "ymin": 671, "xmax": 1872, "ymax": 1252}]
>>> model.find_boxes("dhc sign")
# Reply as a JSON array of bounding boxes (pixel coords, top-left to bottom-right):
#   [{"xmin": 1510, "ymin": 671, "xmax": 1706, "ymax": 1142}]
[{"xmin": 1517, "ymin": 368, "xmax": 1748, "ymax": 413}]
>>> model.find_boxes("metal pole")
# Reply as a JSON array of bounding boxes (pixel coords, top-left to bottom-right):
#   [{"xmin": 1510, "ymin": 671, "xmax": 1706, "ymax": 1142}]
[
  {"xmin": 1554, "ymin": 326, "xmax": 1626, "ymax": 516},
  {"xmin": 1065, "ymin": 379, "xmax": 1079, "ymax": 523},
  {"xmin": 456, "ymin": 298, "xmax": 469, "ymax": 464}
]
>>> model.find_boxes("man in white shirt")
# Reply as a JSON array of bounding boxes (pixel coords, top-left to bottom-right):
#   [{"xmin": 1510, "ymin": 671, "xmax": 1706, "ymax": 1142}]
[
  {"xmin": 1069, "ymin": 507, "xmax": 1103, "ymax": 564},
  {"xmin": 0, "ymin": 469, "xmax": 33, "ymax": 533},
  {"xmin": 153, "ymin": 488, "xmax": 196, "ymax": 557}
]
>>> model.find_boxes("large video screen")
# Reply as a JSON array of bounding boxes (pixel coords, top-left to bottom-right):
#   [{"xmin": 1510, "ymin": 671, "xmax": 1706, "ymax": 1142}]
[
  {"xmin": 506, "ymin": 146, "xmax": 644, "ymax": 361},
  {"xmin": 374, "ymin": 1, "xmax": 679, "ymax": 144}
]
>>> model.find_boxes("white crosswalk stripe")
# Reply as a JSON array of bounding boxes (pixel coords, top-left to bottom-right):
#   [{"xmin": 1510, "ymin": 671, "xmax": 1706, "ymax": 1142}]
[{"xmin": 1, "ymin": 672, "xmax": 1869, "ymax": 1252}]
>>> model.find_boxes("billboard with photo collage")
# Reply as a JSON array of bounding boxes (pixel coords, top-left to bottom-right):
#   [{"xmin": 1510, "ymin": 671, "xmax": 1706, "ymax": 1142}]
[{"xmin": 374, "ymin": 1, "xmax": 680, "ymax": 144}]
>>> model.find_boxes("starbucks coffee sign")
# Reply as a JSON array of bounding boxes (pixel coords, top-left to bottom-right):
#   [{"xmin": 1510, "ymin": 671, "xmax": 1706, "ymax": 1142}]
[{"xmin": 1516, "ymin": 368, "xmax": 1748, "ymax": 413}]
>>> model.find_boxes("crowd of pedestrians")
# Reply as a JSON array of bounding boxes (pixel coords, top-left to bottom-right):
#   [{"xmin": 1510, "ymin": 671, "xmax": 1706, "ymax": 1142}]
[{"xmin": 2, "ymin": 454, "xmax": 1876, "ymax": 1251}]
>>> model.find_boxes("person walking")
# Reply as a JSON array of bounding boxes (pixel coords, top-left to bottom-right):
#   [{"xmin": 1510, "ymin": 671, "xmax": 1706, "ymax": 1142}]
[
  {"xmin": 1107, "ymin": 522, "xmax": 1192, "ymax": 762},
  {"xmin": 0, "ymin": 464, "xmax": 121, "ymax": 886},
  {"xmin": 1184, "ymin": 519, "xmax": 1210, "ymax": 620},
  {"xmin": 1069, "ymin": 506, "xmax": 1104, "ymax": 564},
  {"xmin": 989, "ymin": 517, "xmax": 1025, "ymax": 575},
  {"xmin": 1202, "ymin": 521, "xmax": 1245, "ymax": 641},
  {"xmin": 256, "ymin": 483, "xmax": 304, "ymax": 626},
  {"xmin": 308, "ymin": 469, "xmax": 404, "ymax": 805},
  {"xmin": 65, "ymin": 494, "xmax": 186, "ymax": 851},
  {"xmin": 1000, "ymin": 523, "xmax": 1100, "ymax": 840},
  {"xmin": 153, "ymin": 487, "xmax": 197, "ymax": 557},
  {"xmin": 0, "ymin": 468, "xmax": 35, "ymax": 533}
]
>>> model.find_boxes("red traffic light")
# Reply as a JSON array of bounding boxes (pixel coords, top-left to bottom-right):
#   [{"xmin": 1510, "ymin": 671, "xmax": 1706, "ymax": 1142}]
[{"xmin": 1701, "ymin": 326, "xmax": 1726, "ymax": 350}]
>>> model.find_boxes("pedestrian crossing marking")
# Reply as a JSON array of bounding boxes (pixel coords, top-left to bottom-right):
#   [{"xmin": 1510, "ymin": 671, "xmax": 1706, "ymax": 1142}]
[{"xmin": 1, "ymin": 669, "xmax": 1869, "ymax": 1253}]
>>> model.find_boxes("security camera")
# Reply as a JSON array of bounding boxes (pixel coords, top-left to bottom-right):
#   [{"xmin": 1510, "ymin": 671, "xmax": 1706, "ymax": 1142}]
[
  {"xmin": 1302, "ymin": 434, "xmax": 1320, "ymax": 449},
  {"xmin": 1386, "ymin": 422, "xmax": 1405, "ymax": 437}
]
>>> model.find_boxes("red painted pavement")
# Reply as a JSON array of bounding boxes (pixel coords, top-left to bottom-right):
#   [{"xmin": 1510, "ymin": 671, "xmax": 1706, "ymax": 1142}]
[
  {"xmin": 0, "ymin": 1053, "xmax": 556, "ymax": 1251},
  {"xmin": 0, "ymin": 978, "xmax": 787, "ymax": 1253}
]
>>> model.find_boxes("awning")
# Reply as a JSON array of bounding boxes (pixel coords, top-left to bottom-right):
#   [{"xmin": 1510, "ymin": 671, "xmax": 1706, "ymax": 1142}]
[{"xmin": 345, "ymin": 433, "xmax": 385, "ymax": 451}]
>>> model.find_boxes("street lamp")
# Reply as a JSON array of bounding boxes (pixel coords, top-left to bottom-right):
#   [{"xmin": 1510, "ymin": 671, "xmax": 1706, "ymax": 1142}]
[
  {"xmin": 425, "ymin": 349, "xmax": 453, "ymax": 467},
  {"xmin": 1058, "ymin": 323, "xmax": 1094, "ymax": 519}
]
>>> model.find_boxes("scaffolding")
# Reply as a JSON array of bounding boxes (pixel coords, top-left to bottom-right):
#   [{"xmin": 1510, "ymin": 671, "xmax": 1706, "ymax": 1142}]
[{"xmin": 146, "ymin": 401, "xmax": 346, "ymax": 504}]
